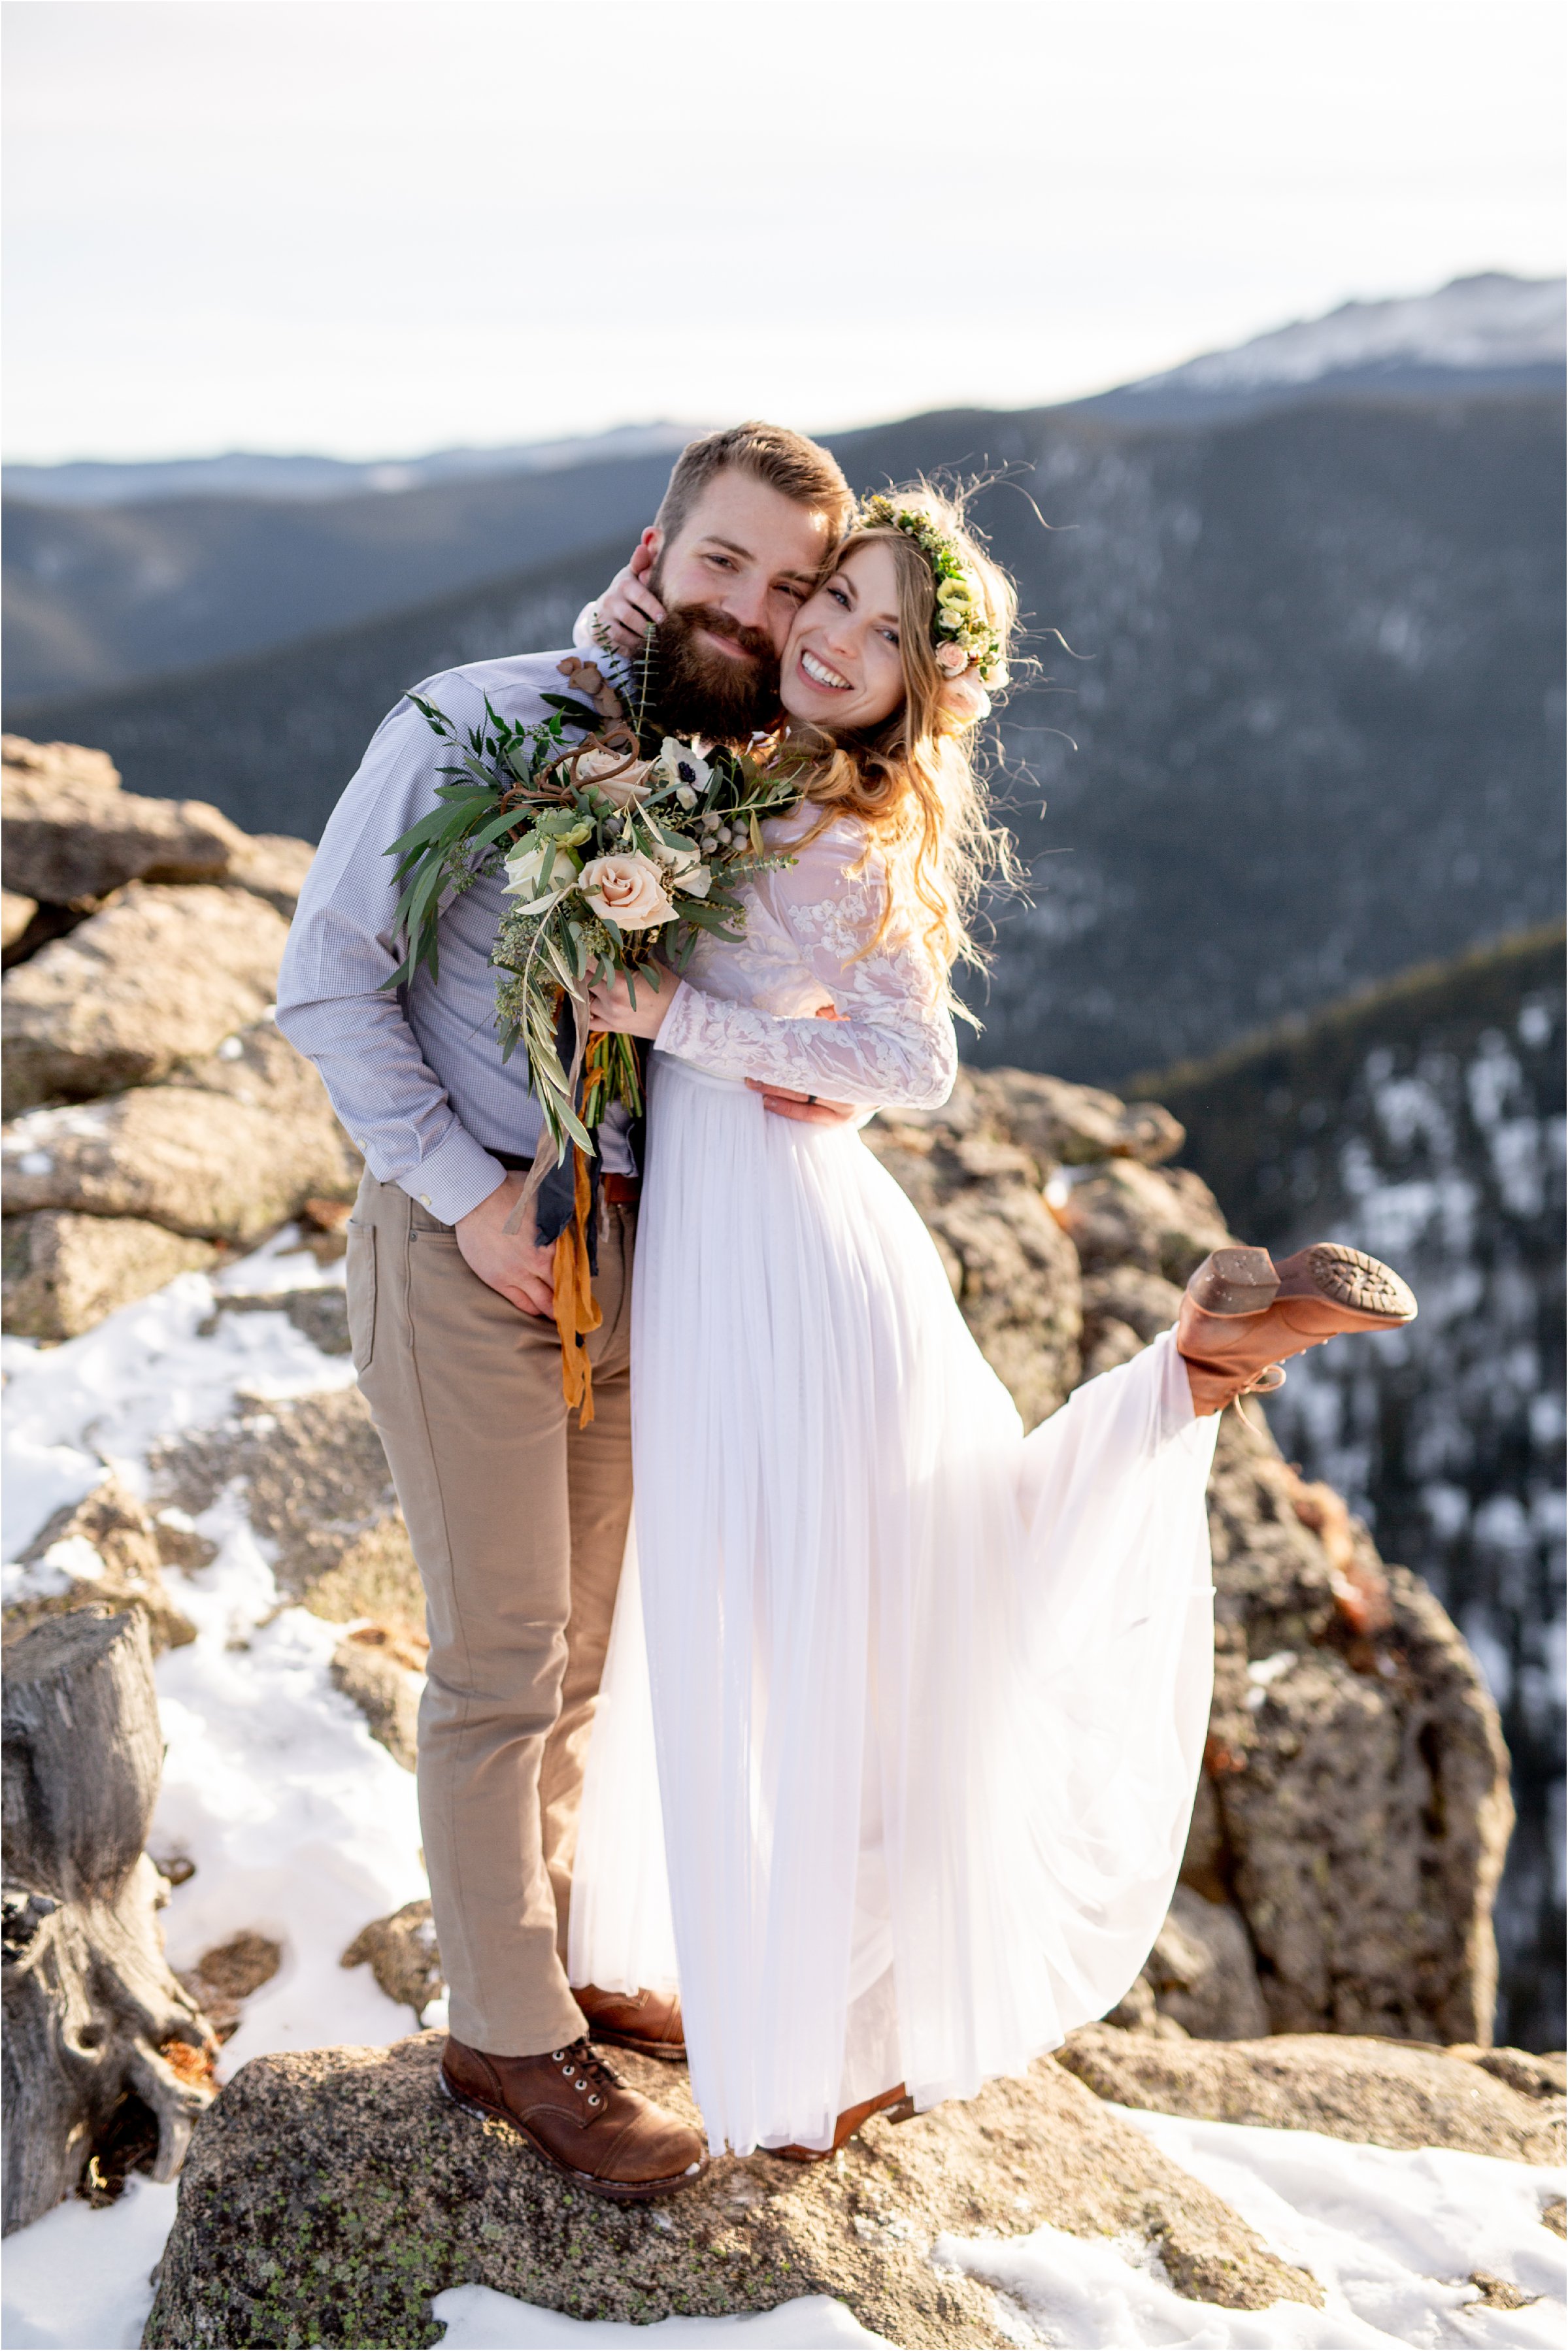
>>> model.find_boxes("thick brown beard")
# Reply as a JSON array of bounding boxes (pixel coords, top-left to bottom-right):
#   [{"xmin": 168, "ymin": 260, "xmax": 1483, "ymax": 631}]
[{"xmin": 646, "ymin": 599, "xmax": 782, "ymax": 739}]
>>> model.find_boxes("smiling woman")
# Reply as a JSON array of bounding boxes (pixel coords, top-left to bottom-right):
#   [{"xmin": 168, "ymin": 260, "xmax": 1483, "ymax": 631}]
[{"xmin": 786, "ymin": 541, "xmax": 907, "ymax": 731}]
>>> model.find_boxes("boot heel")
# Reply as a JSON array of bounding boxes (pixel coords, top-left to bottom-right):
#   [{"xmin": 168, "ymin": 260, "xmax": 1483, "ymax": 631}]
[
  {"xmin": 1186, "ymin": 1246, "xmax": 1280, "ymax": 1316},
  {"xmin": 1274, "ymin": 1242, "xmax": 1417, "ymax": 1322}
]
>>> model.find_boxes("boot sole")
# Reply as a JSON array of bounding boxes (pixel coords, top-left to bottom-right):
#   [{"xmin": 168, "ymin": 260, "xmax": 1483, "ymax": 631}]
[
  {"xmin": 1284, "ymin": 1242, "xmax": 1417, "ymax": 1322},
  {"xmin": 1189, "ymin": 1242, "xmax": 1414, "ymax": 1325},
  {"xmin": 437, "ymin": 2067, "xmax": 705, "ymax": 2203},
  {"xmin": 586, "ymin": 2024, "xmax": 688, "ymax": 2063}
]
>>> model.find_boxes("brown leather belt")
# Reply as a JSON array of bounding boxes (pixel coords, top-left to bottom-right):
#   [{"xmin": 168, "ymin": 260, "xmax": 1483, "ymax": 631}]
[{"xmin": 493, "ymin": 1149, "xmax": 640, "ymax": 1206}]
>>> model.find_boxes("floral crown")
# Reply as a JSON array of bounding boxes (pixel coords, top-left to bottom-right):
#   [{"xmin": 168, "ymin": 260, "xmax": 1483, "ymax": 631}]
[{"xmin": 856, "ymin": 493, "xmax": 1005, "ymax": 684}]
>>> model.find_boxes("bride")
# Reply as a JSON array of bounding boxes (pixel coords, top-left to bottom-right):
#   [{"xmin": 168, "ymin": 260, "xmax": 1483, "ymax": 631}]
[{"xmin": 574, "ymin": 488, "xmax": 1416, "ymax": 2159}]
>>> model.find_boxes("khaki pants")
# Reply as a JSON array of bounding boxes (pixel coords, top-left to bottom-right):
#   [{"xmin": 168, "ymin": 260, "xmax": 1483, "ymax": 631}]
[{"xmin": 346, "ymin": 1173, "xmax": 636, "ymax": 2054}]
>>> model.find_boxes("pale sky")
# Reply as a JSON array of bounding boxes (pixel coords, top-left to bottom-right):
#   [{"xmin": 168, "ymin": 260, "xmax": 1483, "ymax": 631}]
[{"xmin": 3, "ymin": 0, "xmax": 1563, "ymax": 463}]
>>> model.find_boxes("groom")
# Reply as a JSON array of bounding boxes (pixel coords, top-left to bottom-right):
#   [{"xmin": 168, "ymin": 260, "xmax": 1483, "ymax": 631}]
[{"xmin": 277, "ymin": 423, "xmax": 856, "ymax": 2197}]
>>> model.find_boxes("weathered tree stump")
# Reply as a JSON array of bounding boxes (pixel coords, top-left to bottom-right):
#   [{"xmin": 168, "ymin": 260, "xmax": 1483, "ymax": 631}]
[{"xmin": 2, "ymin": 1605, "xmax": 215, "ymax": 2235}]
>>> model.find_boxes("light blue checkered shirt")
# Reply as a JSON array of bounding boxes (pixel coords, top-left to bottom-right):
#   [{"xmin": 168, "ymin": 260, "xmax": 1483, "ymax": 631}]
[{"xmin": 276, "ymin": 651, "xmax": 634, "ymax": 1226}]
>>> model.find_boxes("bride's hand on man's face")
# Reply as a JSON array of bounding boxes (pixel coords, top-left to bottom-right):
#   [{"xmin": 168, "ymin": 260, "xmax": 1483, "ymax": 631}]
[
  {"xmin": 595, "ymin": 542, "xmax": 666, "ymax": 656},
  {"xmin": 587, "ymin": 964, "xmax": 675, "ymax": 1039}
]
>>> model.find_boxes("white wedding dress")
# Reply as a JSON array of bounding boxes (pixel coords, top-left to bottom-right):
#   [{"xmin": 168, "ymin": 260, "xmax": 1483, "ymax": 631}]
[{"xmin": 567, "ymin": 807, "xmax": 1219, "ymax": 2156}]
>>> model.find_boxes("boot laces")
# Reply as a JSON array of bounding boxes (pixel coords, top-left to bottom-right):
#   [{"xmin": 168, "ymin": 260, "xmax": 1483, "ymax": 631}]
[{"xmin": 550, "ymin": 2037, "xmax": 626, "ymax": 2103}]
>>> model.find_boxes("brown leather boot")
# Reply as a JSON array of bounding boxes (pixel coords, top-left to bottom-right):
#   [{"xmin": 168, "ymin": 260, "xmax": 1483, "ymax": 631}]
[
  {"xmin": 775, "ymin": 2082, "xmax": 914, "ymax": 2163},
  {"xmin": 575, "ymin": 1982, "xmax": 686, "ymax": 2061},
  {"xmin": 439, "ymin": 2035, "xmax": 706, "ymax": 2202},
  {"xmin": 1177, "ymin": 1242, "xmax": 1418, "ymax": 1416}
]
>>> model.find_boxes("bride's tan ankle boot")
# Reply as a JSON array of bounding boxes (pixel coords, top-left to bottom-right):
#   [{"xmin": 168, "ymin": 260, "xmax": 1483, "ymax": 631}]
[
  {"xmin": 1176, "ymin": 1242, "xmax": 1417, "ymax": 1416},
  {"xmin": 774, "ymin": 2082, "xmax": 914, "ymax": 2162}
]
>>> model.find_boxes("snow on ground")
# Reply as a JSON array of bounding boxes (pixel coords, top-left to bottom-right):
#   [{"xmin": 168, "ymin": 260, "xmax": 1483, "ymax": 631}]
[
  {"xmin": 2, "ymin": 1239, "xmax": 1563, "ymax": 2350},
  {"xmin": 938, "ymin": 2112, "xmax": 1564, "ymax": 2348}
]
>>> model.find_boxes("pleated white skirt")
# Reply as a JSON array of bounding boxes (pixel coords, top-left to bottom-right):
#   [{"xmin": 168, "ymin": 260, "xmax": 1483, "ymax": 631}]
[{"xmin": 569, "ymin": 1052, "xmax": 1219, "ymax": 2156}]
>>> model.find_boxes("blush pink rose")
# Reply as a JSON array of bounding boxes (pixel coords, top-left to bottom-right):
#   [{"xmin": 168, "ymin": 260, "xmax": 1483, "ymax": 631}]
[
  {"xmin": 579, "ymin": 851, "xmax": 678, "ymax": 931},
  {"xmin": 933, "ymin": 640, "xmax": 970, "ymax": 678},
  {"xmin": 575, "ymin": 746, "xmax": 654, "ymax": 808}
]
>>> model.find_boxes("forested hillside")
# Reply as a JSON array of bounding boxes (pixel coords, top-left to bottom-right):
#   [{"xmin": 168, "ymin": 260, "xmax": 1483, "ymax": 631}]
[{"xmin": 1147, "ymin": 926, "xmax": 1567, "ymax": 2047}]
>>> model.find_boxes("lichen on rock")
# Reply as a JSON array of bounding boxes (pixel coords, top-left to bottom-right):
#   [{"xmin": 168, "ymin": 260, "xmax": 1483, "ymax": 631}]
[{"xmin": 141, "ymin": 2033, "xmax": 1320, "ymax": 2350}]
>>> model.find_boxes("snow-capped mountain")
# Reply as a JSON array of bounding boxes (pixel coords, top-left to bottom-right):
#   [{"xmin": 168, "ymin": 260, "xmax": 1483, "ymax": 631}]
[{"xmin": 1089, "ymin": 272, "xmax": 1565, "ymax": 420}]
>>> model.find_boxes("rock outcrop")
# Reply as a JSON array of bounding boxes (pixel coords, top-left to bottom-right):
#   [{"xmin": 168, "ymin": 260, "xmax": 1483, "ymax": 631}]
[
  {"xmin": 3, "ymin": 884, "xmax": 291, "ymax": 1114},
  {"xmin": 142, "ymin": 2033, "xmax": 1321, "ymax": 2350},
  {"xmin": 340, "ymin": 1901, "xmax": 442, "ymax": 2019},
  {"xmin": 3, "ymin": 1020, "xmax": 359, "ymax": 1249},
  {"xmin": 1056, "ymin": 2024, "xmax": 1565, "ymax": 2164},
  {"xmin": 329, "ymin": 1622, "xmax": 425, "ymax": 1770},
  {"xmin": 220, "ymin": 832, "xmax": 316, "ymax": 920},
  {"xmin": 3, "ymin": 1478, "xmax": 197, "ymax": 1654},
  {"xmin": 1, "ymin": 735, "xmax": 251, "ymax": 904},
  {"xmin": 147, "ymin": 1385, "xmax": 423, "ymax": 1634},
  {"xmin": 1, "ymin": 737, "xmax": 328, "ymax": 1335},
  {"xmin": 1199, "ymin": 1420, "xmax": 1512, "ymax": 2044},
  {"xmin": 2, "ymin": 887, "xmax": 37, "ymax": 950},
  {"xmin": 1135, "ymin": 1884, "xmax": 1272, "ymax": 2042},
  {"xmin": 176, "ymin": 1933, "xmax": 284, "ymax": 2045},
  {"xmin": 2, "ymin": 1209, "xmax": 218, "ymax": 1341}
]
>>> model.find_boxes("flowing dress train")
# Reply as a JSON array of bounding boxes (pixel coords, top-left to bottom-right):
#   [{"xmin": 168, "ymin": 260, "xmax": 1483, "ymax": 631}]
[{"xmin": 568, "ymin": 810, "xmax": 1219, "ymax": 2156}]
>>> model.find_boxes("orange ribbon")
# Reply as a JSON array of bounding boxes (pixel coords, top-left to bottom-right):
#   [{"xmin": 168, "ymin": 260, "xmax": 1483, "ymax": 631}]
[{"xmin": 552, "ymin": 1143, "xmax": 603, "ymax": 1426}]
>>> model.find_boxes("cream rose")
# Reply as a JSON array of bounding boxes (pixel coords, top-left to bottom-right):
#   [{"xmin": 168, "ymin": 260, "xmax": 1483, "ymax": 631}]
[
  {"xmin": 502, "ymin": 839, "xmax": 578, "ymax": 914},
  {"xmin": 575, "ymin": 746, "xmax": 654, "ymax": 809},
  {"xmin": 579, "ymin": 851, "xmax": 678, "ymax": 931}
]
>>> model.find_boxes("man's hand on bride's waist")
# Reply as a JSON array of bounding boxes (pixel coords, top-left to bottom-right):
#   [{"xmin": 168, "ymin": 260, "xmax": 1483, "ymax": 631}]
[
  {"xmin": 748, "ymin": 1080, "xmax": 858, "ymax": 1126},
  {"xmin": 751, "ymin": 1005, "xmax": 856, "ymax": 1127}
]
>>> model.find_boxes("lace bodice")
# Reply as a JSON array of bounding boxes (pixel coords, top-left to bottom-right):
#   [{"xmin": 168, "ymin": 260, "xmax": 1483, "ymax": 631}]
[{"xmin": 657, "ymin": 808, "xmax": 957, "ymax": 1110}]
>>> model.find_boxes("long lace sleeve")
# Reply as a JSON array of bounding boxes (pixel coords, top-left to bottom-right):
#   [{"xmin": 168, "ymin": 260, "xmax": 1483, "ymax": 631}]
[{"xmin": 656, "ymin": 822, "xmax": 958, "ymax": 1110}]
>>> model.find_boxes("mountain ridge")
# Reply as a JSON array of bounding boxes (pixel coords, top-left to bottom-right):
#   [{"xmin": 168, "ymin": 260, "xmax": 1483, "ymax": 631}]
[
  {"xmin": 9, "ymin": 389, "xmax": 1561, "ymax": 1087},
  {"xmin": 1081, "ymin": 271, "xmax": 1564, "ymax": 422},
  {"xmin": 5, "ymin": 272, "xmax": 1562, "ymax": 705}
]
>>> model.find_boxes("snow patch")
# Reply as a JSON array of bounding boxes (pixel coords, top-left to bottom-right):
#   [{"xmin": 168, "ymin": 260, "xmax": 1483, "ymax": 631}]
[{"xmin": 1127, "ymin": 273, "xmax": 1565, "ymax": 398}]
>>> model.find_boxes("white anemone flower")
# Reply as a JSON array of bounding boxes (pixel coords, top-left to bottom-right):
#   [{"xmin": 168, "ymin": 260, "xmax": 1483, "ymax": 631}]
[{"xmin": 656, "ymin": 738, "xmax": 713, "ymax": 800}]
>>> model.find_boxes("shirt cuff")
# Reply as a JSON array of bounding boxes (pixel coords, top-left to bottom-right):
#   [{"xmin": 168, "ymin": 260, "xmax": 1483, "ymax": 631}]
[{"xmin": 397, "ymin": 1124, "xmax": 508, "ymax": 1226}]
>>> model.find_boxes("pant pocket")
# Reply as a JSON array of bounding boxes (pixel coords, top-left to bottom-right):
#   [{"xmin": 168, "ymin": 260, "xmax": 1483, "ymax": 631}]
[{"xmin": 345, "ymin": 1220, "xmax": 378, "ymax": 1373}]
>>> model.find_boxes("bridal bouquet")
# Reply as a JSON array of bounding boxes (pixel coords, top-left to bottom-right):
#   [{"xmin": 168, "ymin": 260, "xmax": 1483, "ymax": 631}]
[{"xmin": 385, "ymin": 659, "xmax": 801, "ymax": 1163}]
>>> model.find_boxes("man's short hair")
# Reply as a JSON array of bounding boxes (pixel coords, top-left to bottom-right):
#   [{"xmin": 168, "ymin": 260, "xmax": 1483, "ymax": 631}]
[{"xmin": 655, "ymin": 421, "xmax": 854, "ymax": 548}]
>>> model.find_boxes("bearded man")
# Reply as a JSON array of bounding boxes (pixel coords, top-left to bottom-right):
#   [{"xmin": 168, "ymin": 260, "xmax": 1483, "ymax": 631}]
[{"xmin": 276, "ymin": 423, "xmax": 854, "ymax": 2198}]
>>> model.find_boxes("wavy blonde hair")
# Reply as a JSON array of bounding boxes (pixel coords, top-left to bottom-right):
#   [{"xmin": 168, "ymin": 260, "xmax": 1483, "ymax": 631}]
[{"xmin": 785, "ymin": 482, "xmax": 1019, "ymax": 986}]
